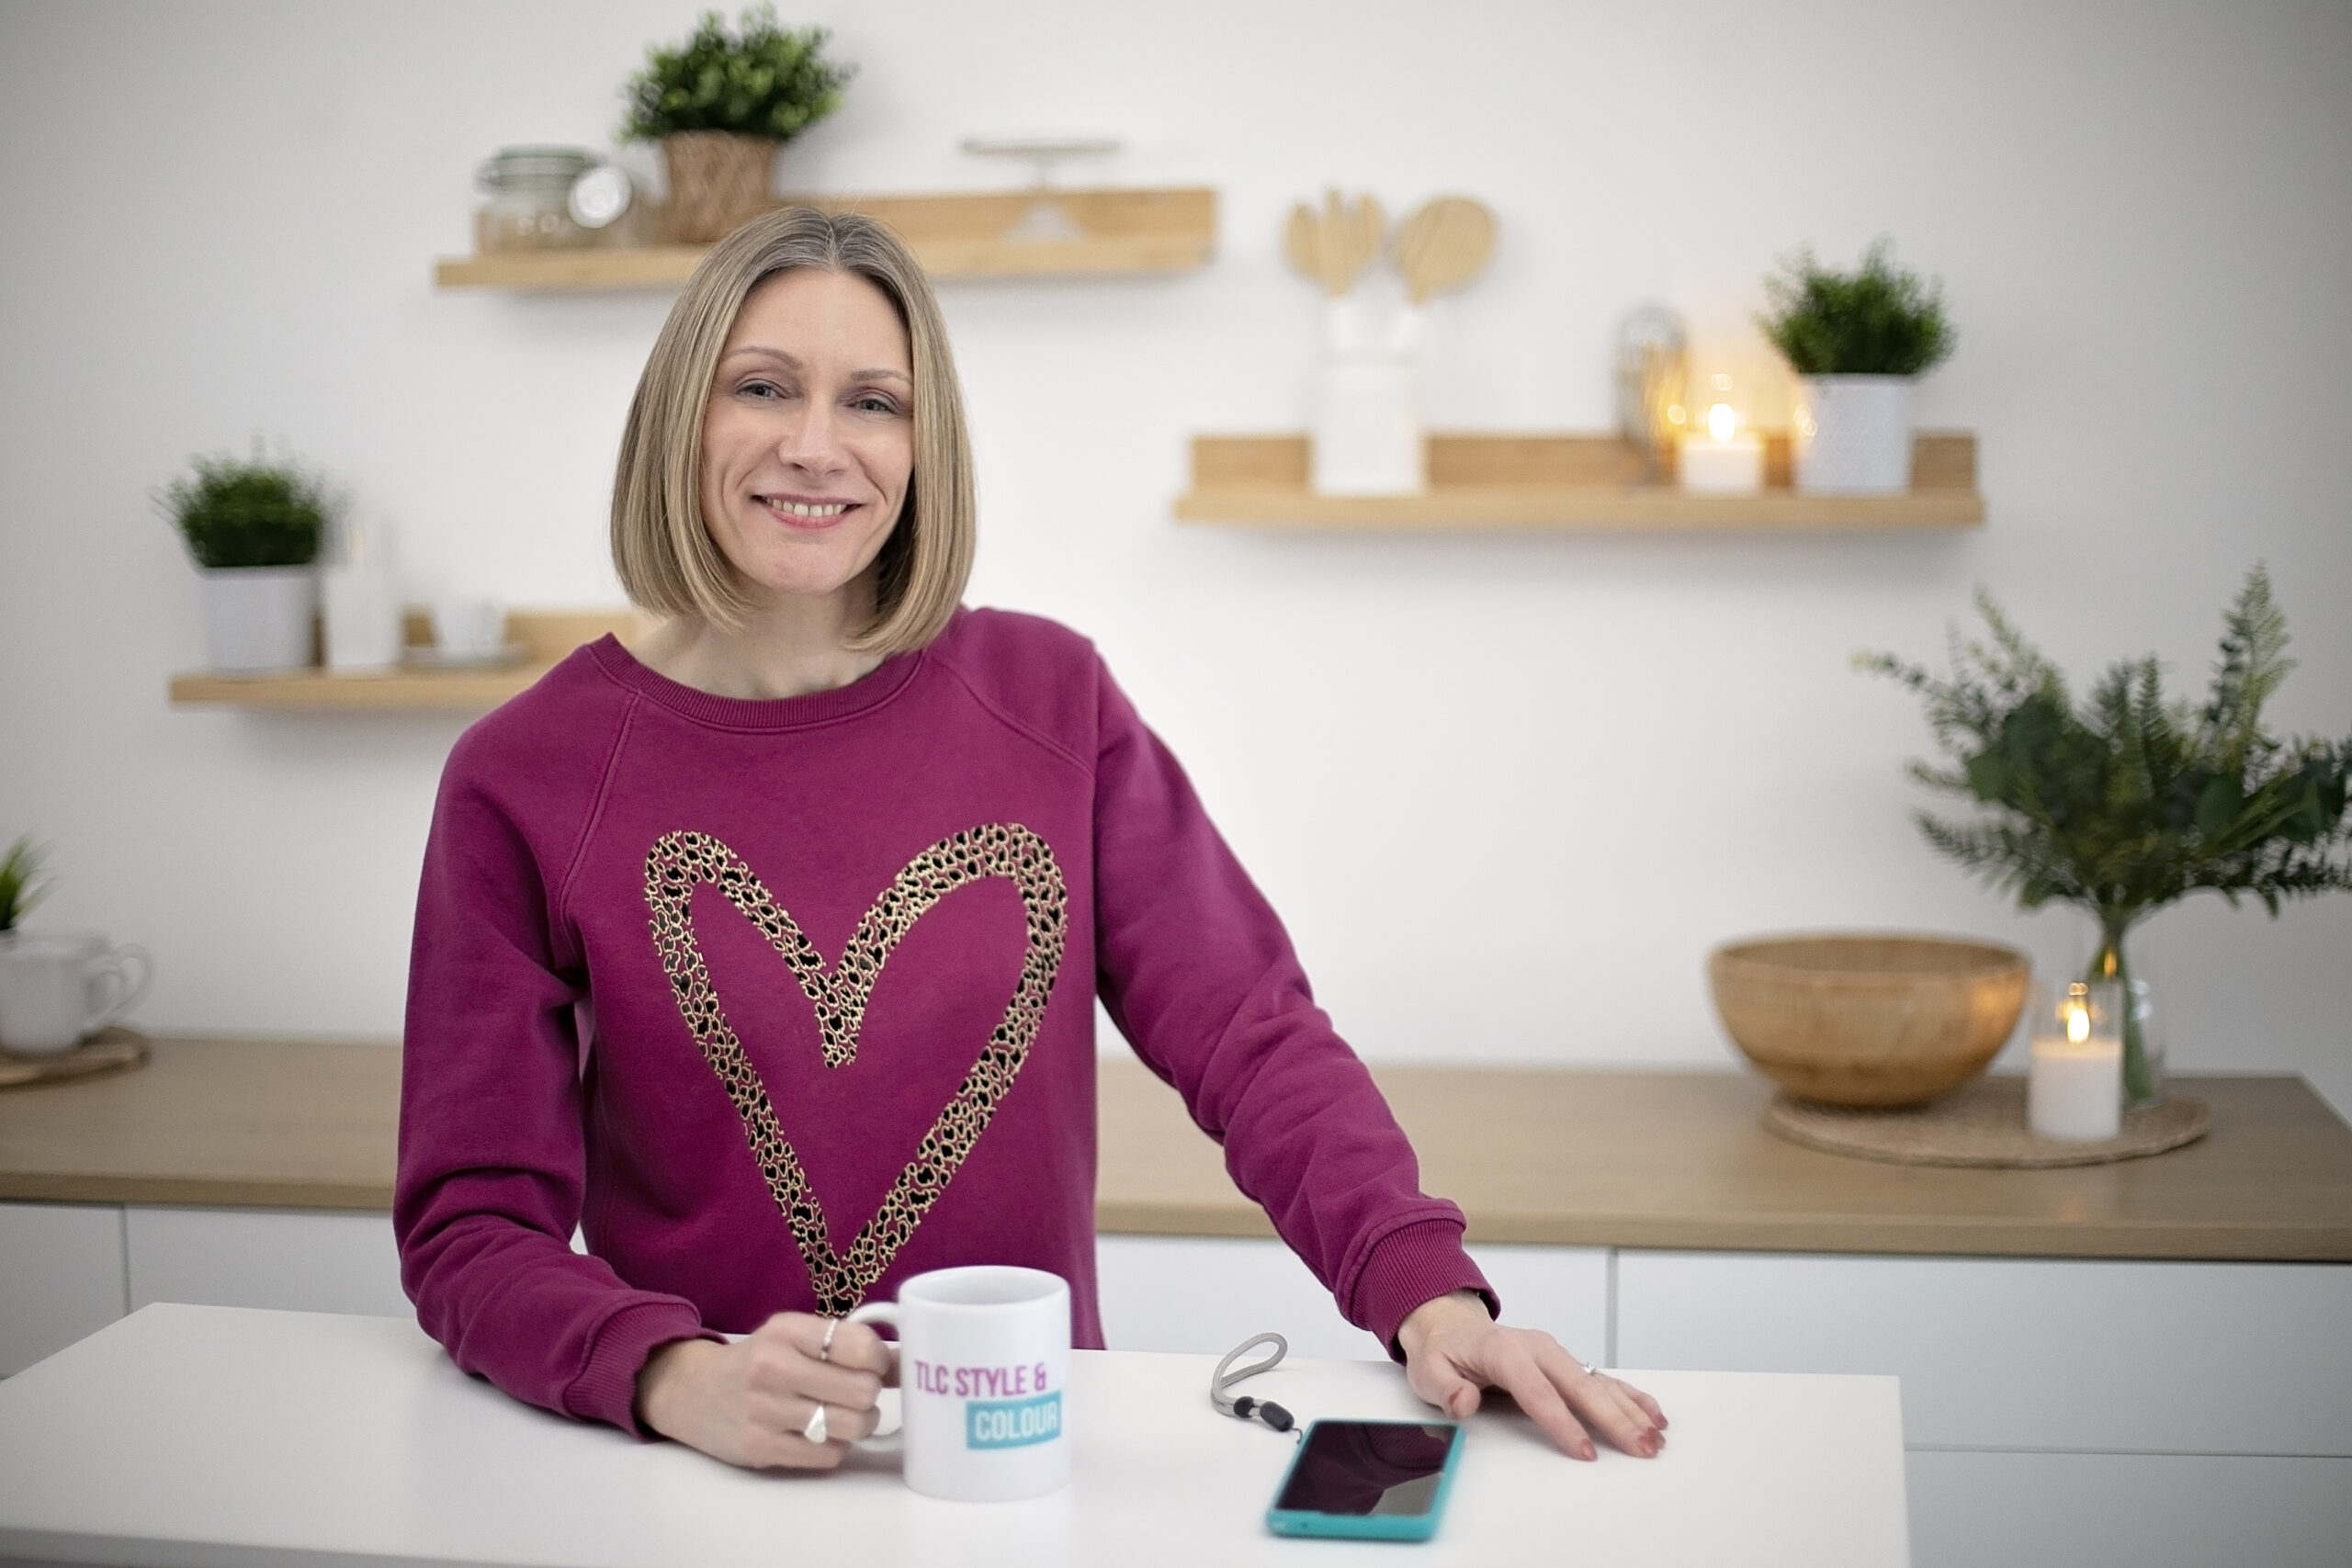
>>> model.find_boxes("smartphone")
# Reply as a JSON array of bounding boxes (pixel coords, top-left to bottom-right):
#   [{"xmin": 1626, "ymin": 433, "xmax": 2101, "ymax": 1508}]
[{"xmin": 1264, "ymin": 1419, "xmax": 1465, "ymax": 1541}]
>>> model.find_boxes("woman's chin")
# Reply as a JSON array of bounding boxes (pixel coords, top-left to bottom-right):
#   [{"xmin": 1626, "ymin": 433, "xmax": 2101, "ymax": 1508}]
[{"xmin": 728, "ymin": 556, "xmax": 886, "ymax": 615}]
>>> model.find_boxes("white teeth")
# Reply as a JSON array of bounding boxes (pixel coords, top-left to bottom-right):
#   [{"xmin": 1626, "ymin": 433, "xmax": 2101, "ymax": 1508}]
[{"xmin": 763, "ymin": 498, "xmax": 849, "ymax": 518}]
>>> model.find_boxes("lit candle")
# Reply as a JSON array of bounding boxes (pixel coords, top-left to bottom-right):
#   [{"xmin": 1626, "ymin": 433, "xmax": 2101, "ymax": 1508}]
[
  {"xmin": 2028, "ymin": 980, "xmax": 2122, "ymax": 1141},
  {"xmin": 1678, "ymin": 372, "xmax": 1763, "ymax": 494}
]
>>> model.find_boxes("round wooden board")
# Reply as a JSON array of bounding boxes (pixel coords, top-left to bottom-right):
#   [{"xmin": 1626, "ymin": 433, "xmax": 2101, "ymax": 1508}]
[
  {"xmin": 1765, "ymin": 1075, "xmax": 2210, "ymax": 1168},
  {"xmin": 0, "ymin": 1026, "xmax": 151, "ymax": 1090}
]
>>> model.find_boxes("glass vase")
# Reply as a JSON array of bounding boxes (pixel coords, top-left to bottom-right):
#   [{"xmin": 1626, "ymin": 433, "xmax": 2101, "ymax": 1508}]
[{"xmin": 2086, "ymin": 923, "xmax": 2164, "ymax": 1109}]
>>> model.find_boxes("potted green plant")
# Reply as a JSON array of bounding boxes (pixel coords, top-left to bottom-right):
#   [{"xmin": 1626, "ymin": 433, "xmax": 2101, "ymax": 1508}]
[
  {"xmin": 161, "ymin": 446, "xmax": 329, "ymax": 673},
  {"xmin": 620, "ymin": 6, "xmax": 854, "ymax": 244},
  {"xmin": 1758, "ymin": 240, "xmax": 1953, "ymax": 495},
  {"xmin": 0, "ymin": 836, "xmax": 47, "ymax": 944},
  {"xmin": 1860, "ymin": 567, "xmax": 2352, "ymax": 1106}
]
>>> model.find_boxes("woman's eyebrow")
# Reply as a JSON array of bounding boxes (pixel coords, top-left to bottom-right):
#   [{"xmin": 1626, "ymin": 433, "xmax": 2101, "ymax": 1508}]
[{"xmin": 718, "ymin": 345, "xmax": 910, "ymax": 385}]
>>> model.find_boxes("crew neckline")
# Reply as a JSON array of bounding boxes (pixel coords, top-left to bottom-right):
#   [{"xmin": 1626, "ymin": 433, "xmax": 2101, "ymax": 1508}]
[{"xmin": 585, "ymin": 634, "xmax": 924, "ymax": 730}]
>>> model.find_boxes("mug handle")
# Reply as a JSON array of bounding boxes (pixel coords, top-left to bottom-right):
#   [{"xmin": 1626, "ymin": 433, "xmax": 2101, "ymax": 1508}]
[
  {"xmin": 842, "ymin": 1303, "xmax": 904, "ymax": 1450},
  {"xmin": 85, "ymin": 944, "xmax": 153, "ymax": 1036}
]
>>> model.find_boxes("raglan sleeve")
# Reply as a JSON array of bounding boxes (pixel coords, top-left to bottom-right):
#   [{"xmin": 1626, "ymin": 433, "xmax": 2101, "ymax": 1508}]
[
  {"xmin": 393, "ymin": 731, "xmax": 715, "ymax": 1436},
  {"xmin": 1086, "ymin": 658, "xmax": 1496, "ymax": 1353}
]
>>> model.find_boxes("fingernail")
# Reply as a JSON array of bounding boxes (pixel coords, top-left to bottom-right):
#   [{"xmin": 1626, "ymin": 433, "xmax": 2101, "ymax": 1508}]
[{"xmin": 1578, "ymin": 1442, "xmax": 1597, "ymax": 1461}]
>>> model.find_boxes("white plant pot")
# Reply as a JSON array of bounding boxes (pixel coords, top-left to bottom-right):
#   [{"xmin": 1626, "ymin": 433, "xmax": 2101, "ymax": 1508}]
[
  {"xmin": 200, "ymin": 567, "xmax": 318, "ymax": 674},
  {"xmin": 1795, "ymin": 376, "xmax": 1916, "ymax": 495}
]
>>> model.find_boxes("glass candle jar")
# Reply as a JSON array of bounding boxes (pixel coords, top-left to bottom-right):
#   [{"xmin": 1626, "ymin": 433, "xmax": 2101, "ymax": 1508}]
[{"xmin": 474, "ymin": 146, "xmax": 597, "ymax": 253}]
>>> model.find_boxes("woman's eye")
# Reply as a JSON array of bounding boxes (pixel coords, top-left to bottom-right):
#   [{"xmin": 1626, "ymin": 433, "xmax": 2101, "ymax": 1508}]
[
  {"xmin": 852, "ymin": 393, "xmax": 904, "ymax": 415},
  {"xmin": 739, "ymin": 379, "xmax": 792, "ymax": 400}
]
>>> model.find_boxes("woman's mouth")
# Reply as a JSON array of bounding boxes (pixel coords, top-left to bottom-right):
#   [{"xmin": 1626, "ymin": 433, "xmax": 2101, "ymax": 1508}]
[{"xmin": 756, "ymin": 494, "xmax": 856, "ymax": 527}]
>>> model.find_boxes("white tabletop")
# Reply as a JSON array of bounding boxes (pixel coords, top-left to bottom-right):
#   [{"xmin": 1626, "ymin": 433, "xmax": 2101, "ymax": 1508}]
[{"xmin": 0, "ymin": 1304, "xmax": 1907, "ymax": 1567}]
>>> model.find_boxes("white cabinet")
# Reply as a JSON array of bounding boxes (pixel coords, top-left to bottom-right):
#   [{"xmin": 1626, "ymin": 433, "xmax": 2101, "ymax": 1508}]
[
  {"xmin": 1906, "ymin": 1451, "xmax": 2352, "ymax": 1568},
  {"xmin": 126, "ymin": 1208, "xmax": 408, "ymax": 1318},
  {"xmin": 0, "ymin": 1202, "xmax": 125, "ymax": 1376},
  {"xmin": 1616, "ymin": 1250, "xmax": 2352, "ymax": 1568},
  {"xmin": 2, "ymin": 1204, "xmax": 408, "ymax": 1381},
  {"xmin": 1627, "ymin": 1250, "xmax": 2342, "ymax": 1457},
  {"xmin": 1093, "ymin": 1235, "xmax": 1609, "ymax": 1360},
  {"xmin": 1096, "ymin": 1235, "xmax": 1378, "ymax": 1357},
  {"xmin": 1614, "ymin": 1251, "xmax": 2352, "ymax": 1454}
]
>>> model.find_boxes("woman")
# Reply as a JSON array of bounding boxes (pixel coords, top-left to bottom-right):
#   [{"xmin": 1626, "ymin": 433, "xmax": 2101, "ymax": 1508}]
[{"xmin": 395, "ymin": 208, "xmax": 1664, "ymax": 1471}]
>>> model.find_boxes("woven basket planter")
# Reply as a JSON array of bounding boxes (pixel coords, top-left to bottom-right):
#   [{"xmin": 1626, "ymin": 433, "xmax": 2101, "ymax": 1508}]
[{"xmin": 661, "ymin": 132, "xmax": 777, "ymax": 243}]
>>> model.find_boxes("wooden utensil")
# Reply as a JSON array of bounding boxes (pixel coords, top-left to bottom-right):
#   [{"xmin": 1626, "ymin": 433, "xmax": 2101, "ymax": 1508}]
[
  {"xmin": 1393, "ymin": 197, "xmax": 1497, "ymax": 304},
  {"xmin": 1283, "ymin": 188, "xmax": 1385, "ymax": 298}
]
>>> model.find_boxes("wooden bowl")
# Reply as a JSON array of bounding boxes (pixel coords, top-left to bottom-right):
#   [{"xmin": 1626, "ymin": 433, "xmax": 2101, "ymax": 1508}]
[{"xmin": 1707, "ymin": 933, "xmax": 2030, "ymax": 1107}]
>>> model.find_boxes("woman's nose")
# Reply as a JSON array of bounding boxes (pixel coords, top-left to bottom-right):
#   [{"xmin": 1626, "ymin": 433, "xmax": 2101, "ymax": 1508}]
[{"xmin": 777, "ymin": 400, "xmax": 847, "ymax": 473}]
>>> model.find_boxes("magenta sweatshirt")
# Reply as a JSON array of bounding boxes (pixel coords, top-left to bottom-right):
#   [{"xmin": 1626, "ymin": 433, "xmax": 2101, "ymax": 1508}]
[{"xmin": 396, "ymin": 607, "xmax": 1491, "ymax": 1433}]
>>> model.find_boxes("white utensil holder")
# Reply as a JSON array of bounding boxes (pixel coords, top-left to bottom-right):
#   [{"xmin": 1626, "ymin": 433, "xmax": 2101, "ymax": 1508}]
[{"xmin": 1313, "ymin": 355, "xmax": 1423, "ymax": 497}]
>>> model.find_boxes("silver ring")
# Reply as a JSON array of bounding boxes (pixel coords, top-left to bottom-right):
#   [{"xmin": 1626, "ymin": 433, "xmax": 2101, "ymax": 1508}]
[
  {"xmin": 1583, "ymin": 1361, "xmax": 1607, "ymax": 1380},
  {"xmin": 819, "ymin": 1317, "xmax": 839, "ymax": 1363},
  {"xmin": 801, "ymin": 1403, "xmax": 829, "ymax": 1444}
]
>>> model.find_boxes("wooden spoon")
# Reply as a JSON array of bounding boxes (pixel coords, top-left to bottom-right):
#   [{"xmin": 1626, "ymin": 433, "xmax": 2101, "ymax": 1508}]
[{"xmin": 1394, "ymin": 197, "xmax": 1497, "ymax": 304}]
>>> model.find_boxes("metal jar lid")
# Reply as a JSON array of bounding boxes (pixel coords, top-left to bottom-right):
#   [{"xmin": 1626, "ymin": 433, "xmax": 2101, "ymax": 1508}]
[{"xmin": 477, "ymin": 146, "xmax": 599, "ymax": 193}]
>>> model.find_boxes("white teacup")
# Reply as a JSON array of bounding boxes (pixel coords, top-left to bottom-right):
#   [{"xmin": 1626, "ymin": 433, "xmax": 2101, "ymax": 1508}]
[
  {"xmin": 0, "ymin": 934, "xmax": 151, "ymax": 1056},
  {"xmin": 848, "ymin": 1266, "xmax": 1071, "ymax": 1502},
  {"xmin": 430, "ymin": 597, "xmax": 506, "ymax": 660}
]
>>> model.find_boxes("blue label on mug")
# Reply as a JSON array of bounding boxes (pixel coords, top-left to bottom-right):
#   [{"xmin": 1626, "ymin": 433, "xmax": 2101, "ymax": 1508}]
[{"xmin": 966, "ymin": 1390, "xmax": 1062, "ymax": 1450}]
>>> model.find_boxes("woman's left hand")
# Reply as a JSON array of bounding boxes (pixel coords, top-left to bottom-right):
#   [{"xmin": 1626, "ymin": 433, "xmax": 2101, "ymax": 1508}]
[{"xmin": 1397, "ymin": 1289, "xmax": 1667, "ymax": 1461}]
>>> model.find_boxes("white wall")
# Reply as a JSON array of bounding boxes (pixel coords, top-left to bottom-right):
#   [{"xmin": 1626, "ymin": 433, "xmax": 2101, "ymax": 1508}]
[{"xmin": 2, "ymin": 0, "xmax": 2346, "ymax": 1111}]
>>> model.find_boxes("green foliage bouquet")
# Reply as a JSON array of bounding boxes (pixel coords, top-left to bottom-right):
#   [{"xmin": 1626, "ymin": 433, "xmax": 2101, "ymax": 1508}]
[
  {"xmin": 1758, "ymin": 240, "xmax": 1954, "ymax": 378},
  {"xmin": 1860, "ymin": 568, "xmax": 2352, "ymax": 1102},
  {"xmin": 619, "ymin": 6, "xmax": 853, "ymax": 143},
  {"xmin": 161, "ymin": 448, "xmax": 327, "ymax": 570}
]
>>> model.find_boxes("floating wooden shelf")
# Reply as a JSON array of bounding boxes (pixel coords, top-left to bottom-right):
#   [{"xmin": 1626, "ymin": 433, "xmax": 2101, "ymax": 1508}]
[
  {"xmin": 168, "ymin": 609, "xmax": 642, "ymax": 712},
  {"xmin": 435, "ymin": 187, "xmax": 1217, "ymax": 290},
  {"xmin": 1175, "ymin": 431, "xmax": 1984, "ymax": 529}
]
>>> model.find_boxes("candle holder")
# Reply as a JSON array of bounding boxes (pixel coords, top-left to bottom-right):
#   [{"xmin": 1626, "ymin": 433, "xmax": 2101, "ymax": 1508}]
[
  {"xmin": 1613, "ymin": 305, "xmax": 1689, "ymax": 484},
  {"xmin": 2027, "ymin": 979, "xmax": 2123, "ymax": 1141},
  {"xmin": 1678, "ymin": 370, "xmax": 1763, "ymax": 494}
]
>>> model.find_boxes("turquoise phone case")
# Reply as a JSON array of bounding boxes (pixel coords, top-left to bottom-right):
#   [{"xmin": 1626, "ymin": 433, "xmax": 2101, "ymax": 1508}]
[{"xmin": 1263, "ymin": 1419, "xmax": 1464, "ymax": 1541}]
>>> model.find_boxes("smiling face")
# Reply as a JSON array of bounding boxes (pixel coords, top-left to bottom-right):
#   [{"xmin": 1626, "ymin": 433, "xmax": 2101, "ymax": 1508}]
[{"xmin": 697, "ymin": 267, "xmax": 916, "ymax": 615}]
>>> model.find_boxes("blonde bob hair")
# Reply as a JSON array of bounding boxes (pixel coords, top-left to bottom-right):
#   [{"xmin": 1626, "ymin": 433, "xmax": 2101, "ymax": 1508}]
[{"xmin": 610, "ymin": 208, "xmax": 975, "ymax": 656}]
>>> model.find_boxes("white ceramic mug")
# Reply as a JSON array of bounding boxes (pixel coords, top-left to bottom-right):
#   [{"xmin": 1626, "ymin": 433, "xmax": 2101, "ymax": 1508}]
[
  {"xmin": 0, "ymin": 934, "xmax": 151, "ymax": 1056},
  {"xmin": 847, "ymin": 1266, "xmax": 1071, "ymax": 1502},
  {"xmin": 430, "ymin": 597, "xmax": 505, "ymax": 660}
]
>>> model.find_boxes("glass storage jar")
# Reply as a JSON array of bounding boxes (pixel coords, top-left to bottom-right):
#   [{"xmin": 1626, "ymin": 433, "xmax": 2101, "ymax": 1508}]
[{"xmin": 474, "ymin": 146, "xmax": 597, "ymax": 253}]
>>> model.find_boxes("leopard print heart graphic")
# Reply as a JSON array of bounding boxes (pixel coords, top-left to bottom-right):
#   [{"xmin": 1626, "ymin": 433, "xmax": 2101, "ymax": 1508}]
[{"xmin": 643, "ymin": 824, "xmax": 1069, "ymax": 1314}]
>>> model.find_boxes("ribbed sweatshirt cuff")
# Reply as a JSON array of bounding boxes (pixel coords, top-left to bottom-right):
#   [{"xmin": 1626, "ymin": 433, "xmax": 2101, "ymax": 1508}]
[
  {"xmin": 1350, "ymin": 1217, "xmax": 1498, "ymax": 1359},
  {"xmin": 563, "ymin": 1299, "xmax": 719, "ymax": 1438}
]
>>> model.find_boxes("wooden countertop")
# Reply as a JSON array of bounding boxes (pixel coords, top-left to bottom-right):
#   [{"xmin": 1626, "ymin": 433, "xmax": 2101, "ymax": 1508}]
[
  {"xmin": 0, "ymin": 1039, "xmax": 398, "ymax": 1210},
  {"xmin": 1099, "ymin": 1062, "xmax": 2352, "ymax": 1262},
  {"xmin": 2, "ymin": 1039, "xmax": 2347, "ymax": 1261}
]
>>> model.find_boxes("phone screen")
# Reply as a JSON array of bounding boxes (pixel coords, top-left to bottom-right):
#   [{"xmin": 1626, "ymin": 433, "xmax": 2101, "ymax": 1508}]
[{"xmin": 1272, "ymin": 1420, "xmax": 1461, "ymax": 1517}]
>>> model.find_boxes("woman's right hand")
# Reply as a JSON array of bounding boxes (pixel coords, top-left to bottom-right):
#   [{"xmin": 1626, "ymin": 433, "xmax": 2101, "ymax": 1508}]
[{"xmin": 635, "ymin": 1313, "xmax": 894, "ymax": 1470}]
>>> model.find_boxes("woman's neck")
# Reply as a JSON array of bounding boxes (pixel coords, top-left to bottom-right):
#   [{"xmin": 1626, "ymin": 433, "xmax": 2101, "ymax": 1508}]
[{"xmin": 630, "ymin": 583, "xmax": 887, "ymax": 701}]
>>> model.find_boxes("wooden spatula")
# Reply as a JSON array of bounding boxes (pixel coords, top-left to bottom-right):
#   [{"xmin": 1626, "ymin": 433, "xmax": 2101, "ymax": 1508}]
[
  {"xmin": 1284, "ymin": 188, "xmax": 1385, "ymax": 298},
  {"xmin": 1393, "ymin": 197, "xmax": 1497, "ymax": 304}
]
